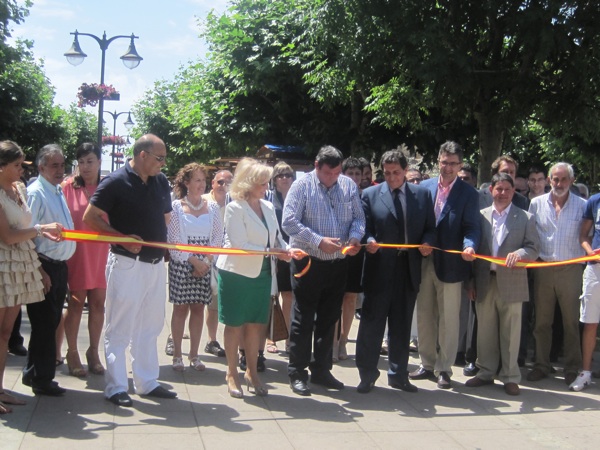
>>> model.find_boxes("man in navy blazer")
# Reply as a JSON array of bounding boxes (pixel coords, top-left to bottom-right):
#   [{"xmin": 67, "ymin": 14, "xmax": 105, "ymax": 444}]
[
  {"xmin": 409, "ymin": 141, "xmax": 481, "ymax": 389},
  {"xmin": 356, "ymin": 150, "xmax": 436, "ymax": 393}
]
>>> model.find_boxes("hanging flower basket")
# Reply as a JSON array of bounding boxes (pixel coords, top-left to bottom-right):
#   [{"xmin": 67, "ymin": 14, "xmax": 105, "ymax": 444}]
[
  {"xmin": 77, "ymin": 83, "xmax": 120, "ymax": 107},
  {"xmin": 102, "ymin": 135, "xmax": 126, "ymax": 146}
]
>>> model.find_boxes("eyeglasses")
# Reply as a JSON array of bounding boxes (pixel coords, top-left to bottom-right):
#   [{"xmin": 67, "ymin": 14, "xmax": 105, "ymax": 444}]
[
  {"xmin": 216, "ymin": 179, "xmax": 231, "ymax": 186},
  {"xmin": 275, "ymin": 173, "xmax": 293, "ymax": 179},
  {"xmin": 144, "ymin": 150, "xmax": 166, "ymax": 162}
]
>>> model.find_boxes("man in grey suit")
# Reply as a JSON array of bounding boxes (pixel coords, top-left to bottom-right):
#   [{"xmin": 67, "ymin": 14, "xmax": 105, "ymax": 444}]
[
  {"xmin": 356, "ymin": 150, "xmax": 436, "ymax": 394},
  {"xmin": 465, "ymin": 173, "xmax": 540, "ymax": 396}
]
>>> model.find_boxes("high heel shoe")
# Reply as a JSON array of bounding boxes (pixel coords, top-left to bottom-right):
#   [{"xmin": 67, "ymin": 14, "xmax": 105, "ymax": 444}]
[
  {"xmin": 226, "ymin": 376, "xmax": 243, "ymax": 399},
  {"xmin": 66, "ymin": 350, "xmax": 87, "ymax": 378},
  {"xmin": 244, "ymin": 375, "xmax": 268, "ymax": 396},
  {"xmin": 86, "ymin": 348, "xmax": 105, "ymax": 375}
]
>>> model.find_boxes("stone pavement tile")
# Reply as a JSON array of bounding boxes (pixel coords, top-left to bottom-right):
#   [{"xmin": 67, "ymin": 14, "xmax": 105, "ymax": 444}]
[
  {"xmin": 201, "ymin": 432, "xmax": 293, "ymax": 450},
  {"xmin": 551, "ymin": 389, "xmax": 600, "ymax": 411},
  {"xmin": 20, "ymin": 432, "xmax": 114, "ymax": 449},
  {"xmin": 190, "ymin": 392, "xmax": 270, "ymax": 413},
  {"xmin": 353, "ymin": 410, "xmax": 439, "ymax": 432},
  {"xmin": 112, "ymin": 409, "xmax": 200, "ymax": 434},
  {"xmin": 263, "ymin": 392, "xmax": 354, "ymax": 412},
  {"xmin": 271, "ymin": 409, "xmax": 363, "ymax": 434},
  {"xmin": 428, "ymin": 413, "xmax": 513, "ymax": 431},
  {"xmin": 509, "ymin": 410, "xmax": 597, "ymax": 430},
  {"xmin": 199, "ymin": 411, "xmax": 280, "ymax": 434},
  {"xmin": 24, "ymin": 410, "xmax": 117, "ymax": 439},
  {"xmin": 114, "ymin": 432, "xmax": 204, "ymax": 449},
  {"xmin": 446, "ymin": 429, "xmax": 550, "ymax": 449},
  {"xmin": 285, "ymin": 431, "xmax": 377, "ymax": 449},
  {"xmin": 369, "ymin": 430, "xmax": 464, "ymax": 449}
]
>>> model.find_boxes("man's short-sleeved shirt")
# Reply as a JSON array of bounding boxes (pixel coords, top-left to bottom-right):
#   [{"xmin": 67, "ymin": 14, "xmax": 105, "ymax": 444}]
[
  {"xmin": 583, "ymin": 193, "xmax": 600, "ymax": 251},
  {"xmin": 90, "ymin": 161, "xmax": 172, "ymax": 260}
]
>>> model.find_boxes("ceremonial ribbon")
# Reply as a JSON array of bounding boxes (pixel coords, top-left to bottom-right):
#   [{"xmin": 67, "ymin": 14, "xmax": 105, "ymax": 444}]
[
  {"xmin": 341, "ymin": 243, "xmax": 599, "ymax": 269},
  {"xmin": 61, "ymin": 230, "xmax": 311, "ymax": 277}
]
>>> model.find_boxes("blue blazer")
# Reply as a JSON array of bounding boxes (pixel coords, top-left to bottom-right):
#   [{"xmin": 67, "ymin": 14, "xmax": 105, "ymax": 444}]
[
  {"xmin": 361, "ymin": 181, "xmax": 436, "ymax": 294},
  {"xmin": 420, "ymin": 176, "xmax": 481, "ymax": 283}
]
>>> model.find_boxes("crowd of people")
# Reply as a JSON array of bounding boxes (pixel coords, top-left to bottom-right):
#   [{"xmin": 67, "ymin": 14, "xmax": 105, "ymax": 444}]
[{"xmin": 1, "ymin": 135, "xmax": 599, "ymax": 414}]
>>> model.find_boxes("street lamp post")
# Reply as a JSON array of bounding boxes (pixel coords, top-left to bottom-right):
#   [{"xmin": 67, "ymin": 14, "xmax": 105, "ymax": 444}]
[
  {"xmin": 104, "ymin": 111, "xmax": 134, "ymax": 172},
  {"xmin": 64, "ymin": 30, "xmax": 142, "ymax": 148}
]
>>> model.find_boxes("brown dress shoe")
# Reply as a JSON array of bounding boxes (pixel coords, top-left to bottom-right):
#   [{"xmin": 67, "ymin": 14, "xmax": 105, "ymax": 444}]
[
  {"xmin": 526, "ymin": 368, "xmax": 547, "ymax": 382},
  {"xmin": 504, "ymin": 382, "xmax": 520, "ymax": 396},
  {"xmin": 409, "ymin": 366, "xmax": 436, "ymax": 381},
  {"xmin": 465, "ymin": 377, "xmax": 494, "ymax": 387}
]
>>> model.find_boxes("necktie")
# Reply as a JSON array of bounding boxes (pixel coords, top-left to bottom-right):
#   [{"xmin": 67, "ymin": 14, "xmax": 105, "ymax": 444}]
[{"xmin": 394, "ymin": 188, "xmax": 405, "ymax": 244}]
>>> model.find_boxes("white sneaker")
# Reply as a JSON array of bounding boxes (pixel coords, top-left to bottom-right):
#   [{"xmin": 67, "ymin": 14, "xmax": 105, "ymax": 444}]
[{"xmin": 569, "ymin": 372, "xmax": 592, "ymax": 392}]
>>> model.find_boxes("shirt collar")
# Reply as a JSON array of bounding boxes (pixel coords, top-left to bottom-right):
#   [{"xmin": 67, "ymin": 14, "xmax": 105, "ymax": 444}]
[
  {"xmin": 438, "ymin": 176, "xmax": 458, "ymax": 191},
  {"xmin": 39, "ymin": 174, "xmax": 62, "ymax": 194},
  {"xmin": 492, "ymin": 202, "xmax": 511, "ymax": 218}
]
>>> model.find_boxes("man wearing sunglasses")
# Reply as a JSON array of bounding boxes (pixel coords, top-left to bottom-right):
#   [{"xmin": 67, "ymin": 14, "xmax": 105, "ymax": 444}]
[{"xmin": 84, "ymin": 134, "xmax": 176, "ymax": 407}]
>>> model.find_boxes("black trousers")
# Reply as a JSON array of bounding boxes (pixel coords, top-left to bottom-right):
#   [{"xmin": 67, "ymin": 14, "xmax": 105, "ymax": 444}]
[
  {"xmin": 356, "ymin": 254, "xmax": 416, "ymax": 381},
  {"xmin": 288, "ymin": 257, "xmax": 348, "ymax": 381},
  {"xmin": 9, "ymin": 309, "xmax": 24, "ymax": 348},
  {"xmin": 23, "ymin": 259, "xmax": 68, "ymax": 386}
]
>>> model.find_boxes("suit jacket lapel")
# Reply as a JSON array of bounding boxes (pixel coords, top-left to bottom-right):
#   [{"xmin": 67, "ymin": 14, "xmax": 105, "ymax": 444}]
[
  {"xmin": 380, "ymin": 183, "xmax": 397, "ymax": 219},
  {"xmin": 438, "ymin": 179, "xmax": 461, "ymax": 223},
  {"xmin": 482, "ymin": 207, "xmax": 493, "ymax": 254}
]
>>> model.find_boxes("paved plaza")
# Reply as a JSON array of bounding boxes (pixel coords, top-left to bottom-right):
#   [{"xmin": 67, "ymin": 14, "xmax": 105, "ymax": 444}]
[{"xmin": 2, "ymin": 297, "xmax": 600, "ymax": 449}]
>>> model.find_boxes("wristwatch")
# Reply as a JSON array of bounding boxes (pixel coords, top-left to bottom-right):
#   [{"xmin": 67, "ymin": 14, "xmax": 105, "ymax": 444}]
[{"xmin": 34, "ymin": 224, "xmax": 43, "ymax": 237}]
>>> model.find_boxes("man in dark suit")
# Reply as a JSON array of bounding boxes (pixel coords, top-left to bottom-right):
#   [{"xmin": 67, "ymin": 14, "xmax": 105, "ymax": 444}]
[
  {"xmin": 409, "ymin": 141, "xmax": 481, "ymax": 389},
  {"xmin": 356, "ymin": 150, "xmax": 436, "ymax": 394}
]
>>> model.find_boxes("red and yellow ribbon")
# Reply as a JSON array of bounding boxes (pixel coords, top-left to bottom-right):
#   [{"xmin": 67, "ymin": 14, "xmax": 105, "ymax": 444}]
[
  {"xmin": 61, "ymin": 230, "xmax": 310, "ymax": 277},
  {"xmin": 341, "ymin": 243, "xmax": 599, "ymax": 269}
]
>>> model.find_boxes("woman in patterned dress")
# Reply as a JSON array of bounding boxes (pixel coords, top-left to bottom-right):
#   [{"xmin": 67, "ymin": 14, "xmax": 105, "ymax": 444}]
[
  {"xmin": 167, "ymin": 163, "xmax": 222, "ymax": 372},
  {"xmin": 0, "ymin": 141, "xmax": 63, "ymax": 414}
]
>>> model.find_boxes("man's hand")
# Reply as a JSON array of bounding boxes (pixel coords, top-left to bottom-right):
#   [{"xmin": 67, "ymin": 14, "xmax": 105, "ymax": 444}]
[
  {"xmin": 318, "ymin": 237, "xmax": 342, "ymax": 254},
  {"xmin": 419, "ymin": 242, "xmax": 433, "ymax": 257},
  {"xmin": 121, "ymin": 234, "xmax": 143, "ymax": 254},
  {"xmin": 505, "ymin": 252, "xmax": 521, "ymax": 268},
  {"xmin": 344, "ymin": 238, "xmax": 361, "ymax": 256},
  {"xmin": 366, "ymin": 240, "xmax": 380, "ymax": 254},
  {"xmin": 462, "ymin": 246, "xmax": 476, "ymax": 261}
]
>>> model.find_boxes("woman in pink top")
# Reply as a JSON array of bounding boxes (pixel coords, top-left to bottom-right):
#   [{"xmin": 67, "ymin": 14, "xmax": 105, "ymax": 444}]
[{"xmin": 62, "ymin": 143, "xmax": 109, "ymax": 377}]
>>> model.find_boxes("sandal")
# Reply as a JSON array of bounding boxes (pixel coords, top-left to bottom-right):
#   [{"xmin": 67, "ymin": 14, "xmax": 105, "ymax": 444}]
[
  {"xmin": 86, "ymin": 348, "xmax": 105, "ymax": 375},
  {"xmin": 172, "ymin": 357, "xmax": 185, "ymax": 372},
  {"xmin": 266, "ymin": 342, "xmax": 279, "ymax": 354},
  {"xmin": 66, "ymin": 350, "xmax": 87, "ymax": 377},
  {"xmin": 55, "ymin": 358, "xmax": 64, "ymax": 367},
  {"xmin": 0, "ymin": 391, "xmax": 26, "ymax": 406},
  {"xmin": 189, "ymin": 356, "xmax": 205, "ymax": 371}
]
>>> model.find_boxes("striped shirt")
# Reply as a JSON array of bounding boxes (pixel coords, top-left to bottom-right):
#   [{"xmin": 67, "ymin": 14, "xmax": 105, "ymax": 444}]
[
  {"xmin": 282, "ymin": 170, "xmax": 365, "ymax": 260},
  {"xmin": 528, "ymin": 192, "xmax": 586, "ymax": 262}
]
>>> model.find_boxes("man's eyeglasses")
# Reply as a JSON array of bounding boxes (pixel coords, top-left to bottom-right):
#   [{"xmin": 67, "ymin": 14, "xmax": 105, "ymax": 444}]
[
  {"xmin": 216, "ymin": 179, "xmax": 231, "ymax": 186},
  {"xmin": 144, "ymin": 150, "xmax": 166, "ymax": 162},
  {"xmin": 275, "ymin": 173, "xmax": 293, "ymax": 179}
]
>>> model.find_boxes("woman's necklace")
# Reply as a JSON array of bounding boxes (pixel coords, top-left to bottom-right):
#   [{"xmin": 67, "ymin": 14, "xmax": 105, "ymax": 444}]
[{"xmin": 184, "ymin": 195, "xmax": 204, "ymax": 211}]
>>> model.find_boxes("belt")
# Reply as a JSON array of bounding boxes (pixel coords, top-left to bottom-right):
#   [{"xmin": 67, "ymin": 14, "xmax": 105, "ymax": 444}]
[
  {"xmin": 38, "ymin": 254, "xmax": 66, "ymax": 265},
  {"xmin": 311, "ymin": 257, "xmax": 345, "ymax": 264},
  {"xmin": 490, "ymin": 270, "xmax": 497, "ymax": 276},
  {"xmin": 113, "ymin": 251, "xmax": 163, "ymax": 265}
]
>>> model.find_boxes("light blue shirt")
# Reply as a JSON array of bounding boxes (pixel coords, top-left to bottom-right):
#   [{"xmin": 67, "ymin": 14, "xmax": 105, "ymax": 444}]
[
  {"xmin": 27, "ymin": 175, "xmax": 75, "ymax": 261},
  {"xmin": 282, "ymin": 170, "xmax": 365, "ymax": 260},
  {"xmin": 528, "ymin": 191, "xmax": 585, "ymax": 262}
]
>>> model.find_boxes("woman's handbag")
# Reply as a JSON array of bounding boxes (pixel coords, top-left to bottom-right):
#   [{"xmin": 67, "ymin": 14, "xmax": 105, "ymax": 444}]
[{"xmin": 268, "ymin": 296, "xmax": 288, "ymax": 342}]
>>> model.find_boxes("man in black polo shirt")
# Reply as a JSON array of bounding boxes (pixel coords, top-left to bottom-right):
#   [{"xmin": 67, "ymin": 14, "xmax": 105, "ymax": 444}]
[{"xmin": 83, "ymin": 134, "xmax": 175, "ymax": 407}]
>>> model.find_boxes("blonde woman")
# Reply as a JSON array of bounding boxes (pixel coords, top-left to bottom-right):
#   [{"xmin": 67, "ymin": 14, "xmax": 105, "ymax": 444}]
[{"xmin": 217, "ymin": 158, "xmax": 302, "ymax": 398}]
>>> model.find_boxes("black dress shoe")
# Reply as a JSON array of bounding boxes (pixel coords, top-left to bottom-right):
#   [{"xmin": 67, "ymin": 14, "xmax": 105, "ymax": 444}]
[
  {"xmin": 145, "ymin": 386, "xmax": 177, "ymax": 399},
  {"xmin": 463, "ymin": 363, "xmax": 479, "ymax": 377},
  {"xmin": 437, "ymin": 371, "xmax": 451, "ymax": 389},
  {"xmin": 32, "ymin": 381, "xmax": 66, "ymax": 396},
  {"xmin": 107, "ymin": 391, "xmax": 133, "ymax": 407},
  {"xmin": 388, "ymin": 377, "xmax": 418, "ymax": 393},
  {"xmin": 257, "ymin": 351, "xmax": 266, "ymax": 372},
  {"xmin": 357, "ymin": 372, "xmax": 380, "ymax": 394},
  {"xmin": 408, "ymin": 366, "xmax": 436, "ymax": 381},
  {"xmin": 310, "ymin": 371, "xmax": 344, "ymax": 390},
  {"xmin": 8, "ymin": 344, "xmax": 27, "ymax": 356},
  {"xmin": 290, "ymin": 378, "xmax": 311, "ymax": 396}
]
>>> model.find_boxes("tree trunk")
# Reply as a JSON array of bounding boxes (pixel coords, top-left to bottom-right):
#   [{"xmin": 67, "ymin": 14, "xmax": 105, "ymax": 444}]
[{"xmin": 475, "ymin": 111, "xmax": 504, "ymax": 185}]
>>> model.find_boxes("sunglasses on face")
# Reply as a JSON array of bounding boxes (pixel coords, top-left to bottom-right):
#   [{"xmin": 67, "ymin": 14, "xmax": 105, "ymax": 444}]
[
  {"xmin": 275, "ymin": 173, "xmax": 293, "ymax": 179},
  {"xmin": 216, "ymin": 180, "xmax": 230, "ymax": 186},
  {"xmin": 144, "ymin": 150, "xmax": 166, "ymax": 162}
]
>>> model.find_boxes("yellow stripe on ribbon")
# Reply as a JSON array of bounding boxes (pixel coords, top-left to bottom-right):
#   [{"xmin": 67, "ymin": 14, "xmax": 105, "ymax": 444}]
[{"xmin": 341, "ymin": 243, "xmax": 600, "ymax": 268}]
